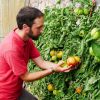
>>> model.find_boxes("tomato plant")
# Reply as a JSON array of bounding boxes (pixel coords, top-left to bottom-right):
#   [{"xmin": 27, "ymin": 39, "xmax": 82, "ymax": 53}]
[{"xmin": 27, "ymin": 0, "xmax": 100, "ymax": 99}]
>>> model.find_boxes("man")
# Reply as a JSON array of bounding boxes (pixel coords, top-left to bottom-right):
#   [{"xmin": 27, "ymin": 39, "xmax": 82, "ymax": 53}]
[{"xmin": 0, "ymin": 7, "xmax": 75, "ymax": 100}]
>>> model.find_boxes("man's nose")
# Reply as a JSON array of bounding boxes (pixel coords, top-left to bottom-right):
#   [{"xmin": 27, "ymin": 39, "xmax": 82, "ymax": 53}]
[{"xmin": 40, "ymin": 28, "xmax": 43, "ymax": 33}]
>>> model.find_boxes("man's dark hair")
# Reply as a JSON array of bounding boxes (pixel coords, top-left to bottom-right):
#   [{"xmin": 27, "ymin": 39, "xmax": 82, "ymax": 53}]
[{"xmin": 16, "ymin": 6, "xmax": 44, "ymax": 29}]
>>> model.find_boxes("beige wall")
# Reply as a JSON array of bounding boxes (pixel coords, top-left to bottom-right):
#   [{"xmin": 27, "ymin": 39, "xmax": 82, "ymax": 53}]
[{"xmin": 0, "ymin": 0, "xmax": 25, "ymax": 40}]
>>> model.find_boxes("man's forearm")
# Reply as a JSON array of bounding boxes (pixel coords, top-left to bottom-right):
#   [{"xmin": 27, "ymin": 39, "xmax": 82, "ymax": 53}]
[
  {"xmin": 20, "ymin": 69, "xmax": 53, "ymax": 82},
  {"xmin": 38, "ymin": 61, "xmax": 57, "ymax": 70},
  {"xmin": 32, "ymin": 57, "xmax": 57, "ymax": 70}
]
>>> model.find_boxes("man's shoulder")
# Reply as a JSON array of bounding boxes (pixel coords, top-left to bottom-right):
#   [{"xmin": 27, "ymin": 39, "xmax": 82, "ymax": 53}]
[
  {"xmin": 28, "ymin": 39, "xmax": 35, "ymax": 45},
  {"xmin": 0, "ymin": 31, "xmax": 18, "ymax": 53}
]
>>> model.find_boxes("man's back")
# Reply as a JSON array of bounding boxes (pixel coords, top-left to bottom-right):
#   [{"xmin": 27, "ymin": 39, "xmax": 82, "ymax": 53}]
[{"xmin": 0, "ymin": 29, "xmax": 29, "ymax": 100}]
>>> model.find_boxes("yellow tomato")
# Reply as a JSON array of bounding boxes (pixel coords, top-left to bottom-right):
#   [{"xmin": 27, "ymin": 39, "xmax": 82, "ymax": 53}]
[
  {"xmin": 47, "ymin": 84, "xmax": 54, "ymax": 91},
  {"xmin": 74, "ymin": 56, "xmax": 81, "ymax": 63},
  {"xmin": 50, "ymin": 50, "xmax": 55, "ymax": 56},
  {"xmin": 57, "ymin": 51, "xmax": 63, "ymax": 59}
]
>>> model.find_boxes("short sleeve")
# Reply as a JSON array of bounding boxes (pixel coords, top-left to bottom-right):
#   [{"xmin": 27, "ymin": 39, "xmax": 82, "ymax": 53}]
[
  {"xmin": 29, "ymin": 40, "xmax": 40, "ymax": 59},
  {"xmin": 4, "ymin": 50, "xmax": 27, "ymax": 76}
]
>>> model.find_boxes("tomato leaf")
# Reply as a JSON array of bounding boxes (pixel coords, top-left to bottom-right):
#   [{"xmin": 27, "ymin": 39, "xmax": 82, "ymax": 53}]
[{"xmin": 92, "ymin": 42, "xmax": 100, "ymax": 59}]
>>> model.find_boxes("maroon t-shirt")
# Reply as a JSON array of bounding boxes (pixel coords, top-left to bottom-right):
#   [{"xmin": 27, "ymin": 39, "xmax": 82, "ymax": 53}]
[{"xmin": 0, "ymin": 28, "xmax": 40, "ymax": 100}]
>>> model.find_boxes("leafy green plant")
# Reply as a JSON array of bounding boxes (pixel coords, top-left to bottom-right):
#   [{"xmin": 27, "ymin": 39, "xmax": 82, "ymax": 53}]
[{"xmin": 27, "ymin": 0, "xmax": 100, "ymax": 100}]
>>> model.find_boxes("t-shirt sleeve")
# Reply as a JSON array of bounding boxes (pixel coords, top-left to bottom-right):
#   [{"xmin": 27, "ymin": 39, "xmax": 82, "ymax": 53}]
[
  {"xmin": 29, "ymin": 40, "xmax": 40, "ymax": 59},
  {"xmin": 4, "ymin": 50, "xmax": 27, "ymax": 76}
]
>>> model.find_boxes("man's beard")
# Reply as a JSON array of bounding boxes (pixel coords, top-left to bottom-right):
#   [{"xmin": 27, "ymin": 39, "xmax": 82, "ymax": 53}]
[{"xmin": 28, "ymin": 29, "xmax": 40, "ymax": 40}]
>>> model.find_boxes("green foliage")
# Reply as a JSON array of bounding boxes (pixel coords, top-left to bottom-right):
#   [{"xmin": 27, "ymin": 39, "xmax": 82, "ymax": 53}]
[{"xmin": 27, "ymin": 1, "xmax": 100, "ymax": 100}]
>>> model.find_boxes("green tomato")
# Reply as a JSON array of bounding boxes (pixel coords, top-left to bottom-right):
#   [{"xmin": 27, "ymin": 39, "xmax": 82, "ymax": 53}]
[
  {"xmin": 91, "ymin": 28, "xmax": 100, "ymax": 39},
  {"xmin": 89, "ymin": 47, "xmax": 94, "ymax": 56},
  {"xmin": 51, "ymin": 56, "xmax": 57, "ymax": 61},
  {"xmin": 74, "ymin": 8, "xmax": 83, "ymax": 15},
  {"xmin": 56, "ymin": 0, "xmax": 61, "ymax": 4},
  {"xmin": 78, "ymin": 9, "xmax": 83, "ymax": 15},
  {"xmin": 74, "ymin": 8, "xmax": 79, "ymax": 14},
  {"xmin": 53, "ymin": 90, "xmax": 61, "ymax": 95},
  {"xmin": 94, "ymin": 56, "xmax": 100, "ymax": 62},
  {"xmin": 53, "ymin": 90, "xmax": 58, "ymax": 95},
  {"xmin": 84, "ymin": 8, "xmax": 89, "ymax": 15},
  {"xmin": 79, "ymin": 30, "xmax": 85, "ymax": 37}
]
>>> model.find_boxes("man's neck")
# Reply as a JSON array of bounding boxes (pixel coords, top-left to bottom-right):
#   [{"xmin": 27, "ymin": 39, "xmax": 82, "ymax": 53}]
[{"xmin": 15, "ymin": 28, "xmax": 29, "ymax": 41}]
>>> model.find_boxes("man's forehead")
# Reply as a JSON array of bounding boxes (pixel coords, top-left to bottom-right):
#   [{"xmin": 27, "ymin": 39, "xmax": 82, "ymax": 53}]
[{"xmin": 34, "ymin": 17, "xmax": 44, "ymax": 26}]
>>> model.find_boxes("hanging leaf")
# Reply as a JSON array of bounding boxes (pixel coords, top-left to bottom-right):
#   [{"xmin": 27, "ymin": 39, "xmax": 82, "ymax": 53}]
[{"xmin": 92, "ymin": 42, "xmax": 100, "ymax": 59}]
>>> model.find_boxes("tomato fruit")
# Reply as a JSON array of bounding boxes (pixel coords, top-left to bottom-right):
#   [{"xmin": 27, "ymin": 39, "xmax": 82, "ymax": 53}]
[
  {"xmin": 57, "ymin": 51, "xmax": 63, "ymax": 59},
  {"xmin": 79, "ymin": 30, "xmax": 85, "ymax": 37},
  {"xmin": 94, "ymin": 56, "xmax": 100, "ymax": 62},
  {"xmin": 78, "ymin": 9, "xmax": 83, "ymax": 15},
  {"xmin": 56, "ymin": 0, "xmax": 61, "ymax": 4},
  {"xmin": 74, "ymin": 56, "xmax": 81, "ymax": 63},
  {"xmin": 50, "ymin": 50, "xmax": 55, "ymax": 56},
  {"xmin": 84, "ymin": 8, "xmax": 89, "ymax": 15},
  {"xmin": 51, "ymin": 56, "xmax": 57, "ymax": 61},
  {"xmin": 74, "ymin": 8, "xmax": 83, "ymax": 15},
  {"xmin": 47, "ymin": 84, "xmax": 54, "ymax": 91},
  {"xmin": 53, "ymin": 90, "xmax": 61, "ymax": 95},
  {"xmin": 75, "ymin": 86, "xmax": 82, "ymax": 94},
  {"xmin": 74, "ymin": 8, "xmax": 79, "ymax": 14},
  {"xmin": 67, "ymin": 57, "xmax": 77, "ymax": 67},
  {"xmin": 91, "ymin": 28, "xmax": 100, "ymax": 39},
  {"xmin": 53, "ymin": 90, "xmax": 58, "ymax": 95}
]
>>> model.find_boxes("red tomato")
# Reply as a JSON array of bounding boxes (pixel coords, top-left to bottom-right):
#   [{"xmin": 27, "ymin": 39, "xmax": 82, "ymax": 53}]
[{"xmin": 67, "ymin": 57, "xmax": 77, "ymax": 67}]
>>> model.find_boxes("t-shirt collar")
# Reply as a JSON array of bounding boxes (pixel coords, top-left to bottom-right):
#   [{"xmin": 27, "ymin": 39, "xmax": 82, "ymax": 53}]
[{"xmin": 13, "ymin": 28, "xmax": 29, "ymax": 47}]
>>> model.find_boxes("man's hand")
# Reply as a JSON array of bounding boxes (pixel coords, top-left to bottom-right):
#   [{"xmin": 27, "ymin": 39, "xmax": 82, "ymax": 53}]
[
  {"xmin": 33, "ymin": 57, "xmax": 77, "ymax": 73},
  {"xmin": 51, "ymin": 61, "xmax": 77, "ymax": 73}
]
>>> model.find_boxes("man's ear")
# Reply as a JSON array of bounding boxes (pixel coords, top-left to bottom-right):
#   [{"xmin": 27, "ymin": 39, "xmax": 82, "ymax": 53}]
[{"xmin": 23, "ymin": 24, "xmax": 30, "ymax": 33}]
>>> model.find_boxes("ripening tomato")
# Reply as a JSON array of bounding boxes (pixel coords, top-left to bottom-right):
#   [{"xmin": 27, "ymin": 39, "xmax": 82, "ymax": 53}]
[
  {"xmin": 67, "ymin": 57, "xmax": 77, "ymax": 67},
  {"xmin": 75, "ymin": 86, "xmax": 82, "ymax": 94}
]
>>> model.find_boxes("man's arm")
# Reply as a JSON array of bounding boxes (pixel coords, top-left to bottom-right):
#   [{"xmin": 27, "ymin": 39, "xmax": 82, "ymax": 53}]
[
  {"xmin": 20, "ymin": 61, "xmax": 67, "ymax": 82},
  {"xmin": 20, "ymin": 57, "xmax": 76, "ymax": 82},
  {"xmin": 32, "ymin": 56, "xmax": 75, "ymax": 73},
  {"xmin": 32, "ymin": 56, "xmax": 59, "ymax": 70},
  {"xmin": 20, "ymin": 69, "xmax": 53, "ymax": 82}
]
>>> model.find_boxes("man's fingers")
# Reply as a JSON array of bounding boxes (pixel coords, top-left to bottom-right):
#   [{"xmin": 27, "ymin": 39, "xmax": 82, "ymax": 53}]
[
  {"xmin": 60, "ymin": 67, "xmax": 72, "ymax": 72},
  {"xmin": 64, "ymin": 66, "xmax": 77, "ymax": 72},
  {"xmin": 57, "ymin": 61, "xmax": 64, "ymax": 66}
]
